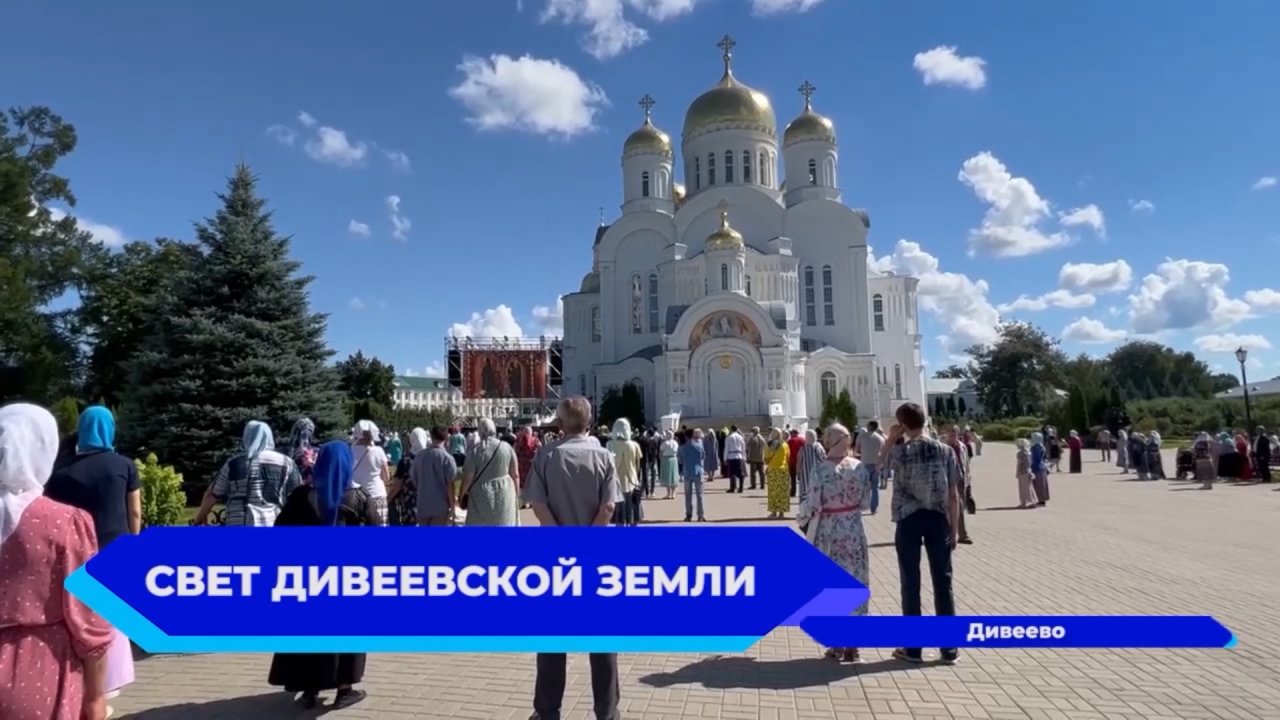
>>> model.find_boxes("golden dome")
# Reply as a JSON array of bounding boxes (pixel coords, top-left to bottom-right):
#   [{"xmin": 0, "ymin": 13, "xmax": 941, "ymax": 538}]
[
  {"xmin": 624, "ymin": 94, "xmax": 671, "ymax": 158},
  {"xmin": 580, "ymin": 271, "xmax": 600, "ymax": 293},
  {"xmin": 705, "ymin": 202, "xmax": 744, "ymax": 250},
  {"xmin": 784, "ymin": 81, "xmax": 836, "ymax": 146},
  {"xmin": 682, "ymin": 37, "xmax": 776, "ymax": 141}
]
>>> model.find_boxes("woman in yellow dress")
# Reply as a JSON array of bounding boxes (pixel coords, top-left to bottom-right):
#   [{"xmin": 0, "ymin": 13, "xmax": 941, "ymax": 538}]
[{"xmin": 764, "ymin": 428, "xmax": 791, "ymax": 518}]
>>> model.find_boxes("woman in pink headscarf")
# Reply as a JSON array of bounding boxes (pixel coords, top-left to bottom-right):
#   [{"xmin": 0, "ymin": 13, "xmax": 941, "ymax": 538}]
[{"xmin": 0, "ymin": 404, "xmax": 114, "ymax": 720}]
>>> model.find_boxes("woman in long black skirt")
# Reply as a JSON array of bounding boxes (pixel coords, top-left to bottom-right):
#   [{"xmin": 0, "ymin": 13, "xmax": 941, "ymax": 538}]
[{"xmin": 269, "ymin": 441, "xmax": 375, "ymax": 709}]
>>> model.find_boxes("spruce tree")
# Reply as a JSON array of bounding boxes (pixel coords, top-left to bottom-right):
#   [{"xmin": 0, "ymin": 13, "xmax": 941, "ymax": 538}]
[{"xmin": 121, "ymin": 165, "xmax": 345, "ymax": 485}]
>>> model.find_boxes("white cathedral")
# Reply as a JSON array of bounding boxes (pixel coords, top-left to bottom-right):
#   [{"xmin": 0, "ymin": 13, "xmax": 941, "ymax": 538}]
[{"xmin": 561, "ymin": 37, "xmax": 925, "ymax": 428}]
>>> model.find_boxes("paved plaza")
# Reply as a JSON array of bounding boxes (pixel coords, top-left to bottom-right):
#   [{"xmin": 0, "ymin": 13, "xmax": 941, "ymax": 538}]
[{"xmin": 113, "ymin": 443, "xmax": 1280, "ymax": 720}]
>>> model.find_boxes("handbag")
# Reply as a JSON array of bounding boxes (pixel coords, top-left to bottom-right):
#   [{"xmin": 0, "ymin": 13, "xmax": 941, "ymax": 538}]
[{"xmin": 459, "ymin": 441, "xmax": 500, "ymax": 511}]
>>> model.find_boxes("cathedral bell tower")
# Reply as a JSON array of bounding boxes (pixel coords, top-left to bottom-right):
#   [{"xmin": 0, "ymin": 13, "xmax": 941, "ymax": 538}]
[
  {"xmin": 621, "ymin": 94, "xmax": 675, "ymax": 215},
  {"xmin": 783, "ymin": 81, "xmax": 840, "ymax": 206}
]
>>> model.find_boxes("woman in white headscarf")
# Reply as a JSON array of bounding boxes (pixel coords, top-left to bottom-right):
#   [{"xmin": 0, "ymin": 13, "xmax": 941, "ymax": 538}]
[
  {"xmin": 0, "ymin": 404, "xmax": 115, "ymax": 720},
  {"xmin": 658, "ymin": 430, "xmax": 679, "ymax": 500},
  {"xmin": 349, "ymin": 420, "xmax": 390, "ymax": 526},
  {"xmin": 1014, "ymin": 438, "xmax": 1038, "ymax": 508},
  {"xmin": 389, "ymin": 428, "xmax": 429, "ymax": 526},
  {"xmin": 796, "ymin": 428, "xmax": 825, "ymax": 503},
  {"xmin": 196, "ymin": 420, "xmax": 302, "ymax": 527},
  {"xmin": 607, "ymin": 419, "xmax": 642, "ymax": 526},
  {"xmin": 459, "ymin": 418, "xmax": 519, "ymax": 526},
  {"xmin": 1193, "ymin": 432, "xmax": 1216, "ymax": 489},
  {"xmin": 796, "ymin": 423, "xmax": 870, "ymax": 663}
]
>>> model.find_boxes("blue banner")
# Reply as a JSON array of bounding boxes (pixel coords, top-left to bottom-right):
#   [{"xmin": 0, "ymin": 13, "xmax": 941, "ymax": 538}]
[
  {"xmin": 66, "ymin": 527, "xmax": 868, "ymax": 654},
  {"xmin": 801, "ymin": 616, "xmax": 1237, "ymax": 649}
]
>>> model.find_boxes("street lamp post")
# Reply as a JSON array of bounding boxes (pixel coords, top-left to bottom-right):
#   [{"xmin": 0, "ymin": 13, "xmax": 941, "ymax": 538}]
[{"xmin": 1235, "ymin": 346, "xmax": 1253, "ymax": 434}]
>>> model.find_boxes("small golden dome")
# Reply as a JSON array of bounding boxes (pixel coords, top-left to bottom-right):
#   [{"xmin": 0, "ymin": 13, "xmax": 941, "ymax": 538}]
[
  {"xmin": 705, "ymin": 202, "xmax": 744, "ymax": 251},
  {"xmin": 683, "ymin": 37, "xmax": 776, "ymax": 141},
  {"xmin": 624, "ymin": 94, "xmax": 671, "ymax": 158},
  {"xmin": 784, "ymin": 81, "xmax": 836, "ymax": 146},
  {"xmin": 580, "ymin": 271, "xmax": 600, "ymax": 293}
]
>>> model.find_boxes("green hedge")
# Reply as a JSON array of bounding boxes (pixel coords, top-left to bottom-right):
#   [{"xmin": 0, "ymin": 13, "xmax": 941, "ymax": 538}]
[{"xmin": 974, "ymin": 398, "xmax": 1279, "ymax": 442}]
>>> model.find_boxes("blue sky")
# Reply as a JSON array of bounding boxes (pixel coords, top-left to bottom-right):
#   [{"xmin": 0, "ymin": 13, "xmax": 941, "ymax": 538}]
[{"xmin": 6, "ymin": 0, "xmax": 1278, "ymax": 379}]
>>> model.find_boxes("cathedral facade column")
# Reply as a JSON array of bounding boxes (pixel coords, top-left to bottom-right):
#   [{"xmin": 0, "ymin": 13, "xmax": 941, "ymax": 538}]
[{"xmin": 599, "ymin": 260, "xmax": 617, "ymax": 362}]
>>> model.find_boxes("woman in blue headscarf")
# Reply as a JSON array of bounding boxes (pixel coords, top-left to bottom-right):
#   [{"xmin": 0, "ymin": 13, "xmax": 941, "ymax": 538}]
[
  {"xmin": 194, "ymin": 420, "xmax": 302, "ymax": 527},
  {"xmin": 268, "ymin": 441, "xmax": 374, "ymax": 709}
]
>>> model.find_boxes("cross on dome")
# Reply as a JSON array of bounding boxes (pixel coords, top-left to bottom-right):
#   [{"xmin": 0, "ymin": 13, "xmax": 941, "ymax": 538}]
[
  {"xmin": 717, "ymin": 199, "xmax": 731, "ymax": 228},
  {"xmin": 717, "ymin": 34, "xmax": 736, "ymax": 73},
  {"xmin": 798, "ymin": 81, "xmax": 816, "ymax": 110},
  {"xmin": 638, "ymin": 94, "xmax": 656, "ymax": 119}
]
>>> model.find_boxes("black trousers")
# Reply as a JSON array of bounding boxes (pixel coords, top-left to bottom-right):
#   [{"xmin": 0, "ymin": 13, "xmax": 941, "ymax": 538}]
[
  {"xmin": 725, "ymin": 458, "xmax": 745, "ymax": 492},
  {"xmin": 788, "ymin": 465, "xmax": 798, "ymax": 496},
  {"xmin": 534, "ymin": 653, "xmax": 619, "ymax": 720},
  {"xmin": 895, "ymin": 509, "xmax": 957, "ymax": 657}
]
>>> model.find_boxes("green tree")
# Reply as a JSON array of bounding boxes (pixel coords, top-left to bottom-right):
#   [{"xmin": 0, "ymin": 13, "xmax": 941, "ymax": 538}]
[
  {"xmin": 120, "ymin": 165, "xmax": 345, "ymax": 483},
  {"xmin": 336, "ymin": 351, "xmax": 397, "ymax": 408},
  {"xmin": 1210, "ymin": 372, "xmax": 1240, "ymax": 394},
  {"xmin": 933, "ymin": 395, "xmax": 946, "ymax": 417},
  {"xmin": 0, "ymin": 106, "xmax": 103, "ymax": 403},
  {"xmin": 966, "ymin": 322, "xmax": 1066, "ymax": 419},
  {"xmin": 945, "ymin": 395, "xmax": 957, "ymax": 416},
  {"xmin": 50, "ymin": 396, "xmax": 81, "ymax": 437},
  {"xmin": 957, "ymin": 396, "xmax": 968, "ymax": 417},
  {"xmin": 1066, "ymin": 385, "xmax": 1089, "ymax": 431},
  {"xmin": 1103, "ymin": 340, "xmax": 1214, "ymax": 399},
  {"xmin": 136, "ymin": 453, "xmax": 186, "ymax": 527},
  {"xmin": 598, "ymin": 382, "xmax": 644, "ymax": 430},
  {"xmin": 820, "ymin": 388, "xmax": 857, "ymax": 430},
  {"xmin": 79, "ymin": 238, "xmax": 202, "ymax": 406},
  {"xmin": 933, "ymin": 364, "xmax": 971, "ymax": 379}
]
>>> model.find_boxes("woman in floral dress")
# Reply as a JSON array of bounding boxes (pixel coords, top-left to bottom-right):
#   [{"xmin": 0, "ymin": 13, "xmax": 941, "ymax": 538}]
[{"xmin": 797, "ymin": 423, "xmax": 870, "ymax": 663}]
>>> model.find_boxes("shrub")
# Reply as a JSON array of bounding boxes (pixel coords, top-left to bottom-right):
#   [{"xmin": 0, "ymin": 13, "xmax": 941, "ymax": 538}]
[
  {"xmin": 51, "ymin": 396, "xmax": 81, "ymax": 437},
  {"xmin": 136, "ymin": 453, "xmax": 186, "ymax": 528}
]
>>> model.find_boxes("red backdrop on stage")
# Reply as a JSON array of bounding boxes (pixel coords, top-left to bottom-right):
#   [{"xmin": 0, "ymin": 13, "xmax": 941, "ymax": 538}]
[{"xmin": 461, "ymin": 349, "xmax": 548, "ymax": 399}]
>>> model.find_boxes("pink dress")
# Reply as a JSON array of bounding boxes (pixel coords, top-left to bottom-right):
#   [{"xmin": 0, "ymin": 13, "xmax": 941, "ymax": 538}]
[{"xmin": 0, "ymin": 496, "xmax": 114, "ymax": 720}]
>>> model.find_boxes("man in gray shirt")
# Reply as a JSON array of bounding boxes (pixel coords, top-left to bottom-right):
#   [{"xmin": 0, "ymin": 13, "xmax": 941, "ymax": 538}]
[
  {"xmin": 414, "ymin": 426, "xmax": 458, "ymax": 526},
  {"xmin": 855, "ymin": 421, "xmax": 887, "ymax": 513},
  {"xmin": 522, "ymin": 396, "xmax": 621, "ymax": 720}
]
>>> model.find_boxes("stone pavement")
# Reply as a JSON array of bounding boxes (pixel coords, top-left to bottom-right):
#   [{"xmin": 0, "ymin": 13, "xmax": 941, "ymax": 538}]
[{"xmin": 113, "ymin": 444, "xmax": 1280, "ymax": 720}]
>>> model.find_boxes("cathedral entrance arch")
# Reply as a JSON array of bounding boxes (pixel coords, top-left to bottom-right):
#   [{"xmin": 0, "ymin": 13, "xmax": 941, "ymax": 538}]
[{"xmin": 707, "ymin": 354, "xmax": 746, "ymax": 416}]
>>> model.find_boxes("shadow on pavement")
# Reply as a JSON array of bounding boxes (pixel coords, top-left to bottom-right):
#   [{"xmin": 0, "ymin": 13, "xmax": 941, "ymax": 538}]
[
  {"xmin": 121, "ymin": 692, "xmax": 301, "ymax": 718},
  {"xmin": 639, "ymin": 655, "xmax": 910, "ymax": 690},
  {"xmin": 980, "ymin": 505, "xmax": 1027, "ymax": 511}
]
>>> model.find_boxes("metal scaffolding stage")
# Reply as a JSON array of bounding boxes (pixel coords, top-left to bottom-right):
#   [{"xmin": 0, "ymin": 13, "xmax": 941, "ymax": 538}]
[{"xmin": 445, "ymin": 335, "xmax": 563, "ymax": 402}]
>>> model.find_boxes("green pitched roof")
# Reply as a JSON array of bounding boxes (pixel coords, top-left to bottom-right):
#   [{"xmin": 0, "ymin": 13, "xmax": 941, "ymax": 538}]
[{"xmin": 394, "ymin": 376, "xmax": 450, "ymax": 390}]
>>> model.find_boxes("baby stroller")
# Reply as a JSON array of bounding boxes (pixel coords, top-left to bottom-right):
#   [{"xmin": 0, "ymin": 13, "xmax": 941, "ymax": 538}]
[{"xmin": 1174, "ymin": 447, "xmax": 1194, "ymax": 480}]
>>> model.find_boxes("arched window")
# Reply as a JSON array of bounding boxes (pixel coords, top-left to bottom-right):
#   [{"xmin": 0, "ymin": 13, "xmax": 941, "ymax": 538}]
[
  {"xmin": 872, "ymin": 294, "xmax": 884, "ymax": 332},
  {"xmin": 803, "ymin": 266, "xmax": 816, "ymax": 326},
  {"xmin": 641, "ymin": 171, "xmax": 651, "ymax": 197},
  {"xmin": 720, "ymin": 263, "xmax": 729, "ymax": 290},
  {"xmin": 591, "ymin": 306, "xmax": 601, "ymax": 341},
  {"xmin": 820, "ymin": 371, "xmax": 838, "ymax": 400},
  {"xmin": 724, "ymin": 151, "xmax": 734, "ymax": 183},
  {"xmin": 707, "ymin": 153, "xmax": 717, "ymax": 185},
  {"xmin": 746, "ymin": 274, "xmax": 753, "ymax": 297},
  {"xmin": 822, "ymin": 265, "xmax": 834, "ymax": 325},
  {"xmin": 894, "ymin": 364, "xmax": 903, "ymax": 398},
  {"xmin": 808, "ymin": 159, "xmax": 817, "ymax": 185},
  {"xmin": 742, "ymin": 151, "xmax": 752, "ymax": 182},
  {"xmin": 759, "ymin": 151, "xmax": 767, "ymax": 186},
  {"xmin": 694, "ymin": 157, "xmax": 701, "ymax": 190},
  {"xmin": 647, "ymin": 273, "xmax": 659, "ymax": 332}
]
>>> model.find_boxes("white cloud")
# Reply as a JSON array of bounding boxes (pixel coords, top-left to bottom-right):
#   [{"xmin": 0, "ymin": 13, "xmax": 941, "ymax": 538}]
[
  {"xmin": 958, "ymin": 151, "xmax": 1071, "ymax": 257},
  {"xmin": 1244, "ymin": 288, "xmax": 1280, "ymax": 312},
  {"xmin": 1251, "ymin": 176, "xmax": 1276, "ymax": 191},
  {"xmin": 305, "ymin": 126, "xmax": 368, "ymax": 167},
  {"xmin": 297, "ymin": 111, "xmax": 317, "ymax": 127},
  {"xmin": 997, "ymin": 289, "xmax": 1096, "ymax": 314},
  {"xmin": 1057, "ymin": 204, "xmax": 1106, "ymax": 236},
  {"xmin": 1059, "ymin": 259, "xmax": 1133, "ymax": 294},
  {"xmin": 382, "ymin": 149, "xmax": 411, "ymax": 172},
  {"xmin": 751, "ymin": 0, "xmax": 825, "ymax": 14},
  {"xmin": 386, "ymin": 195, "xmax": 411, "ymax": 242},
  {"xmin": 1129, "ymin": 198, "xmax": 1155, "ymax": 213},
  {"xmin": 530, "ymin": 296, "xmax": 565, "ymax": 336},
  {"xmin": 449, "ymin": 305, "xmax": 525, "ymax": 338},
  {"xmin": 913, "ymin": 46, "xmax": 987, "ymax": 90},
  {"xmin": 347, "ymin": 220, "xmax": 371, "ymax": 237},
  {"xmin": 870, "ymin": 240, "xmax": 1001, "ymax": 353},
  {"xmin": 403, "ymin": 362, "xmax": 447, "ymax": 378},
  {"xmin": 539, "ymin": 0, "xmax": 704, "ymax": 59},
  {"xmin": 349, "ymin": 297, "xmax": 367, "ymax": 311},
  {"xmin": 46, "ymin": 207, "xmax": 127, "ymax": 248},
  {"xmin": 449, "ymin": 54, "xmax": 608, "ymax": 138},
  {"xmin": 1194, "ymin": 333, "xmax": 1271, "ymax": 353},
  {"xmin": 1127, "ymin": 259, "xmax": 1252, "ymax": 334},
  {"xmin": 266, "ymin": 124, "xmax": 297, "ymax": 146},
  {"xmin": 1062, "ymin": 317, "xmax": 1127, "ymax": 344}
]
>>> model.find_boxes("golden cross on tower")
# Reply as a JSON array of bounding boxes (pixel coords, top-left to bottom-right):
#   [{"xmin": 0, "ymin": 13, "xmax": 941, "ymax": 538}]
[
  {"xmin": 716, "ymin": 34, "xmax": 736, "ymax": 72},
  {"xmin": 717, "ymin": 199, "xmax": 731, "ymax": 228},
  {"xmin": 798, "ymin": 80, "xmax": 816, "ymax": 110},
  {"xmin": 638, "ymin": 94, "xmax": 656, "ymax": 120}
]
